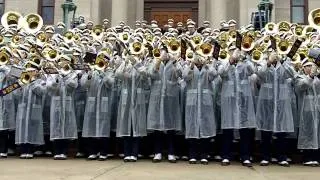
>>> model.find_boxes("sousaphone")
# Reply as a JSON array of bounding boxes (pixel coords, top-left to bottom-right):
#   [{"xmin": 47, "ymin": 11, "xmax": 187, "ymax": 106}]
[
  {"xmin": 19, "ymin": 13, "xmax": 43, "ymax": 34},
  {"xmin": 1, "ymin": 11, "xmax": 22, "ymax": 29}
]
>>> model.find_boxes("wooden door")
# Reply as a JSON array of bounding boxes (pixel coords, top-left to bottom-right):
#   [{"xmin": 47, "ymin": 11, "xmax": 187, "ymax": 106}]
[{"xmin": 151, "ymin": 11, "xmax": 193, "ymax": 27}]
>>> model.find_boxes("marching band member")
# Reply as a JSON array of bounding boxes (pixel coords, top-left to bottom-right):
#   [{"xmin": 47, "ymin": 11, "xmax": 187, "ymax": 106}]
[
  {"xmin": 256, "ymin": 52, "xmax": 295, "ymax": 166},
  {"xmin": 81, "ymin": 51, "xmax": 114, "ymax": 161},
  {"xmin": 115, "ymin": 44, "xmax": 149, "ymax": 162},
  {"xmin": 182, "ymin": 54, "xmax": 217, "ymax": 165},
  {"xmin": 295, "ymin": 59, "xmax": 320, "ymax": 166},
  {"xmin": 218, "ymin": 48, "xmax": 256, "ymax": 167},
  {"xmin": 147, "ymin": 47, "xmax": 183, "ymax": 163},
  {"xmin": 46, "ymin": 57, "xmax": 78, "ymax": 160},
  {"xmin": 15, "ymin": 63, "xmax": 46, "ymax": 159},
  {"xmin": 0, "ymin": 57, "xmax": 16, "ymax": 158}
]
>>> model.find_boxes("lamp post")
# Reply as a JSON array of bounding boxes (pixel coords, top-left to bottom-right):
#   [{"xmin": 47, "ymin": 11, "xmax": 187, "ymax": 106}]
[
  {"xmin": 61, "ymin": 0, "xmax": 77, "ymax": 29},
  {"xmin": 258, "ymin": 0, "xmax": 273, "ymax": 29}
]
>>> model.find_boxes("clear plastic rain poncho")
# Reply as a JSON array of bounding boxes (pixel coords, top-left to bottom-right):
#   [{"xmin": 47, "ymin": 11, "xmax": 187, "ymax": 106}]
[
  {"xmin": 147, "ymin": 57, "xmax": 183, "ymax": 131},
  {"xmin": 81, "ymin": 69, "xmax": 114, "ymax": 138},
  {"xmin": 116, "ymin": 59, "xmax": 149, "ymax": 137},
  {"xmin": 295, "ymin": 74, "xmax": 320, "ymax": 149},
  {"xmin": 255, "ymin": 60, "xmax": 295, "ymax": 132},
  {"xmin": 218, "ymin": 56, "xmax": 256, "ymax": 129},
  {"xmin": 47, "ymin": 73, "xmax": 78, "ymax": 140},
  {"xmin": 0, "ymin": 66, "xmax": 16, "ymax": 131},
  {"xmin": 15, "ymin": 79, "xmax": 46, "ymax": 145},
  {"xmin": 183, "ymin": 63, "xmax": 217, "ymax": 138}
]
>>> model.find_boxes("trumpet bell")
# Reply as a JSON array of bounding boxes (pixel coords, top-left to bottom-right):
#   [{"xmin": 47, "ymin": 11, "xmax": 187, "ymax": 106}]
[
  {"xmin": 291, "ymin": 53, "xmax": 301, "ymax": 64},
  {"xmin": 185, "ymin": 48, "xmax": 194, "ymax": 62},
  {"xmin": 92, "ymin": 25, "xmax": 104, "ymax": 40},
  {"xmin": 21, "ymin": 13, "xmax": 43, "ymax": 34},
  {"xmin": 265, "ymin": 22, "xmax": 277, "ymax": 34},
  {"xmin": 308, "ymin": 8, "xmax": 320, "ymax": 30},
  {"xmin": 130, "ymin": 41, "xmax": 144, "ymax": 55},
  {"xmin": 197, "ymin": 43, "xmax": 213, "ymax": 57},
  {"xmin": 168, "ymin": 39, "xmax": 181, "ymax": 55},
  {"xmin": 218, "ymin": 50, "xmax": 230, "ymax": 61},
  {"xmin": 241, "ymin": 36, "xmax": 255, "ymax": 52},
  {"xmin": 277, "ymin": 21, "xmax": 291, "ymax": 33},
  {"xmin": 277, "ymin": 39, "xmax": 291, "ymax": 54},
  {"xmin": 153, "ymin": 48, "xmax": 161, "ymax": 59},
  {"xmin": 59, "ymin": 62, "xmax": 72, "ymax": 75},
  {"xmin": 1, "ymin": 11, "xmax": 22, "ymax": 29},
  {"xmin": 95, "ymin": 57, "xmax": 108, "ymax": 71},
  {"xmin": 119, "ymin": 32, "xmax": 130, "ymax": 44},
  {"xmin": 251, "ymin": 50, "xmax": 263, "ymax": 63},
  {"xmin": 0, "ymin": 51, "xmax": 9, "ymax": 65},
  {"xmin": 20, "ymin": 72, "xmax": 32, "ymax": 84},
  {"xmin": 64, "ymin": 31, "xmax": 74, "ymax": 43}
]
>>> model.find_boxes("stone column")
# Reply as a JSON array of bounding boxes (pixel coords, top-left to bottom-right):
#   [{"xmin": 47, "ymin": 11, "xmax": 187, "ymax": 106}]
[
  {"xmin": 239, "ymin": 0, "xmax": 248, "ymax": 27},
  {"xmin": 198, "ymin": 0, "xmax": 207, "ymax": 26},
  {"xmin": 136, "ymin": 0, "xmax": 144, "ymax": 21},
  {"xmin": 111, "ymin": 0, "xmax": 128, "ymax": 26},
  {"xmin": 209, "ymin": 0, "xmax": 227, "ymax": 29}
]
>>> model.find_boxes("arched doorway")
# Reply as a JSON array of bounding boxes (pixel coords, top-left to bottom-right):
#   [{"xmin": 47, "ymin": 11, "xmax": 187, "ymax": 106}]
[{"xmin": 144, "ymin": 0, "xmax": 198, "ymax": 27}]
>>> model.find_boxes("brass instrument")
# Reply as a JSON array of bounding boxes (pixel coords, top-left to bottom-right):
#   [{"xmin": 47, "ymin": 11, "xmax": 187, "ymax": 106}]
[
  {"xmin": 265, "ymin": 22, "xmax": 277, "ymax": 34},
  {"xmin": 277, "ymin": 39, "xmax": 292, "ymax": 54},
  {"xmin": 168, "ymin": 38, "xmax": 181, "ymax": 55},
  {"xmin": 185, "ymin": 48, "xmax": 194, "ymax": 62},
  {"xmin": 218, "ymin": 49, "xmax": 230, "ymax": 61},
  {"xmin": 197, "ymin": 43, "xmax": 213, "ymax": 57},
  {"xmin": 277, "ymin": 21, "xmax": 291, "ymax": 33},
  {"xmin": 291, "ymin": 53, "xmax": 301, "ymax": 64},
  {"xmin": 92, "ymin": 25, "xmax": 104, "ymax": 40},
  {"xmin": 251, "ymin": 49, "xmax": 263, "ymax": 63},
  {"xmin": 229, "ymin": 30, "xmax": 237, "ymax": 42},
  {"xmin": 129, "ymin": 41, "xmax": 144, "ymax": 55},
  {"xmin": 241, "ymin": 35, "xmax": 255, "ymax": 52},
  {"xmin": 153, "ymin": 48, "xmax": 161, "ymax": 59},
  {"xmin": 1, "ymin": 11, "xmax": 22, "ymax": 29},
  {"xmin": 37, "ymin": 32, "xmax": 47, "ymax": 43},
  {"xmin": 191, "ymin": 35, "xmax": 203, "ymax": 48},
  {"xmin": 21, "ymin": 13, "xmax": 43, "ymax": 34},
  {"xmin": 119, "ymin": 32, "xmax": 130, "ymax": 44},
  {"xmin": 20, "ymin": 71, "xmax": 37, "ymax": 84},
  {"xmin": 0, "ymin": 51, "xmax": 9, "ymax": 65},
  {"xmin": 64, "ymin": 31, "xmax": 74, "ymax": 44},
  {"xmin": 94, "ymin": 55, "xmax": 108, "ymax": 71},
  {"xmin": 293, "ymin": 25, "xmax": 304, "ymax": 37},
  {"xmin": 308, "ymin": 8, "xmax": 320, "ymax": 30},
  {"xmin": 59, "ymin": 62, "xmax": 72, "ymax": 75}
]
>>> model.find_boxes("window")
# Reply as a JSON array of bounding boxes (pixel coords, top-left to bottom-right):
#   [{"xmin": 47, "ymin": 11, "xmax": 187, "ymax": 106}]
[
  {"xmin": 291, "ymin": 0, "xmax": 308, "ymax": 24},
  {"xmin": 0, "ymin": 0, "xmax": 5, "ymax": 18},
  {"xmin": 39, "ymin": 0, "xmax": 55, "ymax": 24}
]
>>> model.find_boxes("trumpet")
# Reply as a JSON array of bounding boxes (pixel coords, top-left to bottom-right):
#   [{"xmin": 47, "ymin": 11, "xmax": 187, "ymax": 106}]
[
  {"xmin": 20, "ymin": 71, "xmax": 38, "ymax": 84},
  {"xmin": 241, "ymin": 35, "xmax": 255, "ymax": 52},
  {"xmin": 94, "ymin": 56, "xmax": 108, "ymax": 71},
  {"xmin": 153, "ymin": 48, "xmax": 161, "ymax": 59},
  {"xmin": 168, "ymin": 38, "xmax": 181, "ymax": 54},
  {"xmin": 251, "ymin": 49, "xmax": 263, "ymax": 63},
  {"xmin": 229, "ymin": 30, "xmax": 237, "ymax": 42},
  {"xmin": 92, "ymin": 25, "xmax": 104, "ymax": 40},
  {"xmin": 0, "ymin": 51, "xmax": 9, "ymax": 65},
  {"xmin": 197, "ymin": 43, "xmax": 213, "ymax": 57},
  {"xmin": 218, "ymin": 49, "xmax": 230, "ymax": 61},
  {"xmin": 277, "ymin": 39, "xmax": 291, "ymax": 54}
]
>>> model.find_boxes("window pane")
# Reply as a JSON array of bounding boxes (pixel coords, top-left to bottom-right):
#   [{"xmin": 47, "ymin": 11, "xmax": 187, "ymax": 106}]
[
  {"xmin": 42, "ymin": 7, "xmax": 54, "ymax": 24},
  {"xmin": 292, "ymin": 6, "xmax": 305, "ymax": 23},
  {"xmin": 0, "ymin": 4, "xmax": 4, "ymax": 16},
  {"xmin": 42, "ymin": 0, "xmax": 54, "ymax": 6},
  {"xmin": 292, "ymin": 0, "xmax": 304, "ymax": 6}
]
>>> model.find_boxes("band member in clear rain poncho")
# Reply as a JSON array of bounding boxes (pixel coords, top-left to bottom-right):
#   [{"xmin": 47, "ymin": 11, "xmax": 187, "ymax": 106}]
[
  {"xmin": 115, "ymin": 47, "xmax": 149, "ymax": 162},
  {"xmin": 0, "ymin": 63, "xmax": 16, "ymax": 158},
  {"xmin": 46, "ymin": 57, "xmax": 78, "ymax": 160},
  {"xmin": 256, "ymin": 52, "xmax": 296, "ymax": 166},
  {"xmin": 15, "ymin": 64, "xmax": 46, "ymax": 159},
  {"xmin": 295, "ymin": 59, "xmax": 320, "ymax": 166},
  {"xmin": 81, "ymin": 51, "xmax": 114, "ymax": 161},
  {"xmin": 147, "ymin": 47, "xmax": 183, "ymax": 163},
  {"xmin": 218, "ymin": 48, "xmax": 256, "ymax": 167},
  {"xmin": 182, "ymin": 54, "xmax": 217, "ymax": 165}
]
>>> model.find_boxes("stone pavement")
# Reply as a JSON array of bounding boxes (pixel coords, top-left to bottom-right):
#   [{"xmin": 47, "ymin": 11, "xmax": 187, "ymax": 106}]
[{"xmin": 0, "ymin": 158, "xmax": 319, "ymax": 180}]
